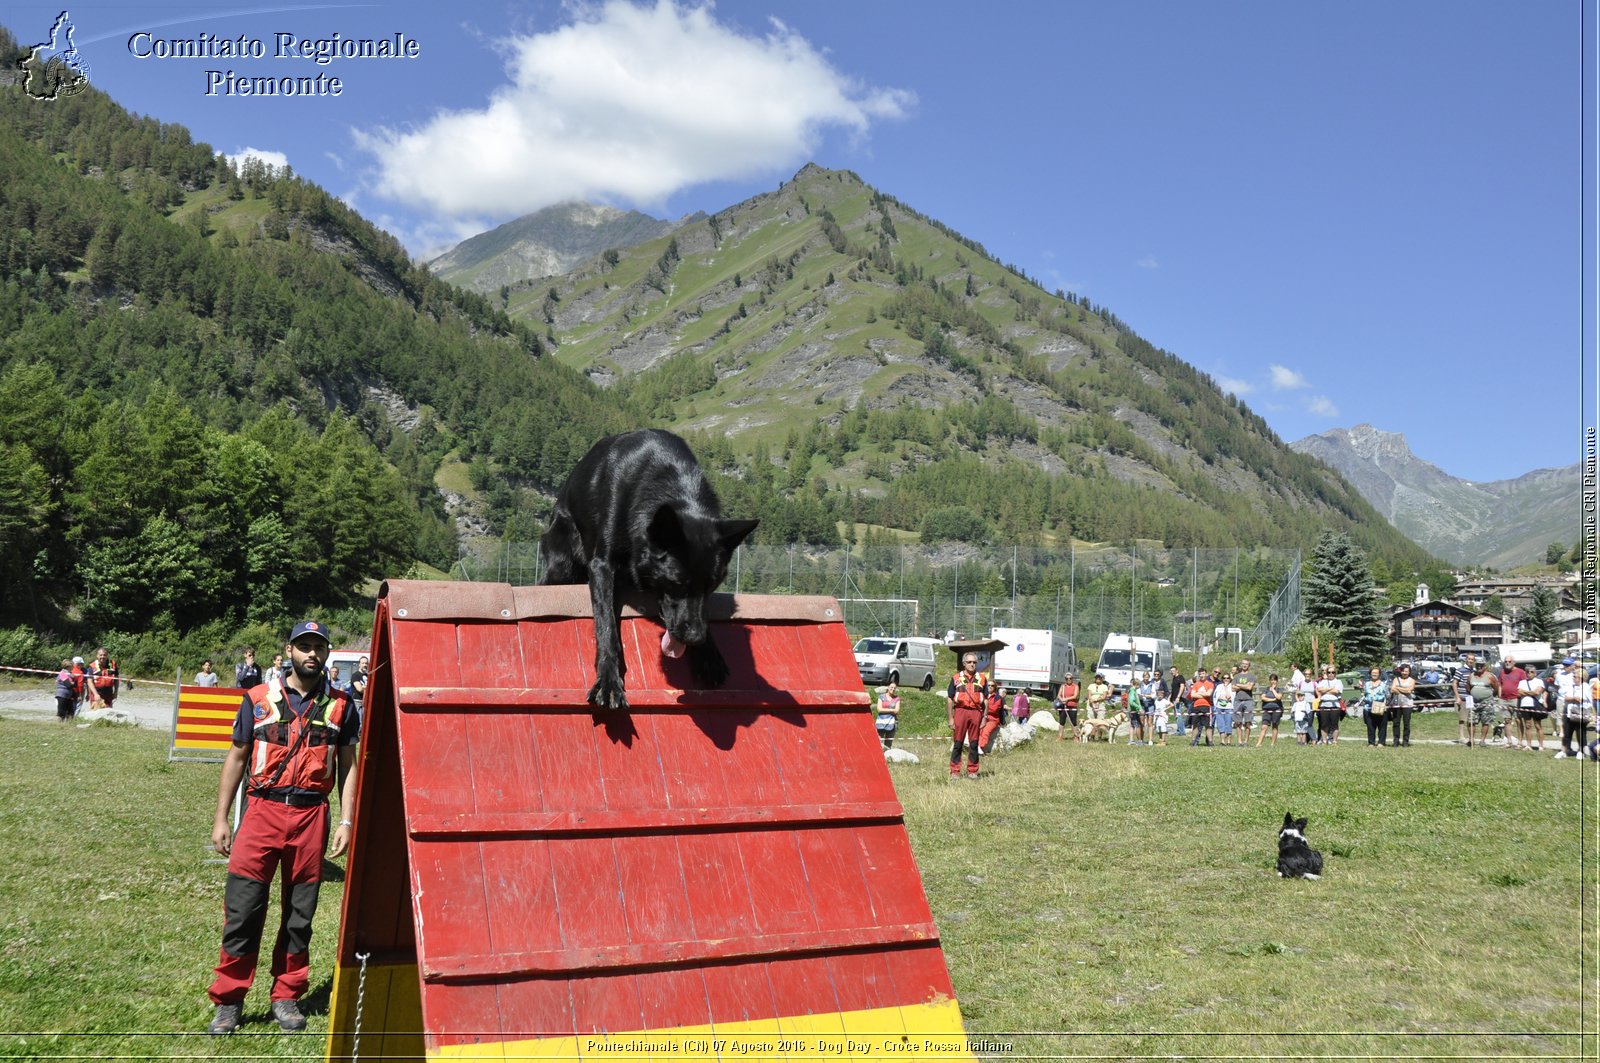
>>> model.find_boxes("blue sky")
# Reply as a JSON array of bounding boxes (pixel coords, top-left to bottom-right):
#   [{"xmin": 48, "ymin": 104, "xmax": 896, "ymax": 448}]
[{"xmin": 10, "ymin": 0, "xmax": 1594, "ymax": 483}]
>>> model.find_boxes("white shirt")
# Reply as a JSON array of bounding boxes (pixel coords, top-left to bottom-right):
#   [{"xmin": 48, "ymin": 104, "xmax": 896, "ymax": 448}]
[
  {"xmin": 1557, "ymin": 672, "xmax": 1591, "ymax": 719},
  {"xmin": 1517, "ymin": 676, "xmax": 1545, "ymax": 708}
]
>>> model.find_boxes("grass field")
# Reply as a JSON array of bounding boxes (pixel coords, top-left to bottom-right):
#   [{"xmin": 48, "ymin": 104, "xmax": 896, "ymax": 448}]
[{"xmin": 1, "ymin": 707, "xmax": 1594, "ymax": 1061}]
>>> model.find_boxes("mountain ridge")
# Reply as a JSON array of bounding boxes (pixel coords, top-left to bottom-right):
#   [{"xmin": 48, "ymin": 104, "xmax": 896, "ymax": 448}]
[
  {"xmin": 483, "ymin": 163, "xmax": 1436, "ymax": 568},
  {"xmin": 1289, "ymin": 424, "xmax": 1578, "ymax": 568},
  {"xmin": 429, "ymin": 202, "xmax": 695, "ymax": 294}
]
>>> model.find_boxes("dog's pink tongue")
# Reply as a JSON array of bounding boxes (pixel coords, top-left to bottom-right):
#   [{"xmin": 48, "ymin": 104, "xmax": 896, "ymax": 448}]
[{"xmin": 661, "ymin": 631, "xmax": 686, "ymax": 659}]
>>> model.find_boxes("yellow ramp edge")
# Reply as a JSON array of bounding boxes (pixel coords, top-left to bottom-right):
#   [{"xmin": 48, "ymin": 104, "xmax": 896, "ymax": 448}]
[
  {"xmin": 325, "ymin": 958, "xmax": 425, "ymax": 1062},
  {"xmin": 430, "ymin": 1000, "xmax": 976, "ymax": 1062}
]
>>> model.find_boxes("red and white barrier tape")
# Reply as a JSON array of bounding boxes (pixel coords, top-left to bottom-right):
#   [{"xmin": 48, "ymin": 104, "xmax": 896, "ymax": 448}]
[{"xmin": 0, "ymin": 664, "xmax": 174, "ymax": 688}]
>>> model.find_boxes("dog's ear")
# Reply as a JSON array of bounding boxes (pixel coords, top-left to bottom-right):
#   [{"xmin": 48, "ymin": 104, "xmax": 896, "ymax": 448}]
[
  {"xmin": 717, "ymin": 518, "xmax": 759, "ymax": 552},
  {"xmin": 647, "ymin": 505, "xmax": 687, "ymax": 550},
  {"xmin": 1282, "ymin": 811, "xmax": 1295, "ymax": 828},
  {"xmin": 1294, "ymin": 817, "xmax": 1309, "ymax": 833}
]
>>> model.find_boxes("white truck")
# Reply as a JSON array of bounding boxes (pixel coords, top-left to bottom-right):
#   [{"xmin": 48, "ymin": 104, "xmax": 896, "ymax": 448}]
[
  {"xmin": 1491, "ymin": 641, "xmax": 1553, "ymax": 670},
  {"xmin": 1094, "ymin": 633, "xmax": 1174, "ymax": 691},
  {"xmin": 989, "ymin": 628, "xmax": 1077, "ymax": 698}
]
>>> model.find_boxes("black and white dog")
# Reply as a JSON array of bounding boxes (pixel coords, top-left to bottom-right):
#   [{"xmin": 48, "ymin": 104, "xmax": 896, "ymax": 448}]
[
  {"xmin": 1276, "ymin": 812, "xmax": 1324, "ymax": 879},
  {"xmin": 540, "ymin": 429, "xmax": 759, "ymax": 712}
]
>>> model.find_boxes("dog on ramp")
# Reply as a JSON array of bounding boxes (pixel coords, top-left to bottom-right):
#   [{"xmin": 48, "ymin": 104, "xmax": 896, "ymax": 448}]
[{"xmin": 539, "ymin": 429, "xmax": 759, "ymax": 712}]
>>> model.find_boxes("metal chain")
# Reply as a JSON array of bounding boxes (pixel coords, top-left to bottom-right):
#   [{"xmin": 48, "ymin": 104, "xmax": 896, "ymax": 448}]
[{"xmin": 350, "ymin": 950, "xmax": 371, "ymax": 1061}]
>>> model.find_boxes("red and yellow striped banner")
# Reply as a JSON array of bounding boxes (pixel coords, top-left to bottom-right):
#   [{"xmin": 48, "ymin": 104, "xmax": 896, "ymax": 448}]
[{"xmin": 169, "ymin": 685, "xmax": 242, "ymax": 761}]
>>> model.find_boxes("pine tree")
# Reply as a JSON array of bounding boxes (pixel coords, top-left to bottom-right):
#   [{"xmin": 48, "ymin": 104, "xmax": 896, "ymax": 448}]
[
  {"xmin": 1300, "ymin": 531, "xmax": 1389, "ymax": 667},
  {"xmin": 1520, "ymin": 586, "xmax": 1559, "ymax": 643}
]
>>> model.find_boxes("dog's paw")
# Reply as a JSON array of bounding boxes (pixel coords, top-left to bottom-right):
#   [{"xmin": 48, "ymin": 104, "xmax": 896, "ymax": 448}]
[
  {"xmin": 587, "ymin": 675, "xmax": 629, "ymax": 712},
  {"xmin": 689, "ymin": 641, "xmax": 729, "ymax": 688}
]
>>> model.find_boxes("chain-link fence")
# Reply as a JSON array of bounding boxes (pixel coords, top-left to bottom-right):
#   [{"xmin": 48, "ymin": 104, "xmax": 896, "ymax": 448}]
[{"xmin": 454, "ymin": 541, "xmax": 1303, "ymax": 658}]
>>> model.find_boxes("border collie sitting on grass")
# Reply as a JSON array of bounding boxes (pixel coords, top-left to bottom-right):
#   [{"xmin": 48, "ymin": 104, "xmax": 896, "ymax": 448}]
[{"xmin": 1277, "ymin": 812, "xmax": 1324, "ymax": 879}]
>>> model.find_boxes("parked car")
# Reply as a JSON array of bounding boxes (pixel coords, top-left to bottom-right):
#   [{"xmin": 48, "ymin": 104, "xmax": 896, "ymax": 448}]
[{"xmin": 853, "ymin": 636, "xmax": 940, "ymax": 690}]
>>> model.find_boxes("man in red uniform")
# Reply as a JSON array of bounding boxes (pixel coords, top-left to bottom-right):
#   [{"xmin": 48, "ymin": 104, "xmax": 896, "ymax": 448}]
[
  {"xmin": 206, "ymin": 620, "xmax": 359, "ymax": 1035},
  {"xmin": 86, "ymin": 646, "xmax": 118, "ymax": 709},
  {"xmin": 946, "ymin": 652, "xmax": 988, "ymax": 780}
]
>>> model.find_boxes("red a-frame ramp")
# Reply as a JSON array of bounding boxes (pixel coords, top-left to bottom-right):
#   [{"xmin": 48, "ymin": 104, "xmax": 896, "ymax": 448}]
[{"xmin": 324, "ymin": 580, "xmax": 973, "ymax": 1061}]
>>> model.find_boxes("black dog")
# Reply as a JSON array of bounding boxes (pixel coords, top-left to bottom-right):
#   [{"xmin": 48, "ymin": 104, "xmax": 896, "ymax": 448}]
[
  {"xmin": 540, "ymin": 429, "xmax": 758, "ymax": 711},
  {"xmin": 1277, "ymin": 812, "xmax": 1324, "ymax": 879}
]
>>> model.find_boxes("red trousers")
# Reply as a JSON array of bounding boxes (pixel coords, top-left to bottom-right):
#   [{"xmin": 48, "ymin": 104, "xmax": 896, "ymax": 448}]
[
  {"xmin": 950, "ymin": 706, "xmax": 982, "ymax": 774},
  {"xmin": 208, "ymin": 797, "xmax": 328, "ymax": 1004}
]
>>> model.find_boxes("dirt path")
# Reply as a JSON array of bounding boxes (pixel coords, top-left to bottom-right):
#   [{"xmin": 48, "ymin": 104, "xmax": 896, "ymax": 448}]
[{"xmin": 0, "ymin": 677, "xmax": 181, "ymax": 730}]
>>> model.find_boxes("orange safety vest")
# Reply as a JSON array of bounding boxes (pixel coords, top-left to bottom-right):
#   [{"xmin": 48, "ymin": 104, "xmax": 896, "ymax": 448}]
[
  {"xmin": 245, "ymin": 678, "xmax": 352, "ymax": 796},
  {"xmin": 90, "ymin": 658, "xmax": 117, "ymax": 694},
  {"xmin": 950, "ymin": 671, "xmax": 989, "ymax": 711}
]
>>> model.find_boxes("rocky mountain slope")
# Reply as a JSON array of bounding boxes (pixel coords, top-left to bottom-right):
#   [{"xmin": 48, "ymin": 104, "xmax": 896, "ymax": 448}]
[
  {"xmin": 429, "ymin": 202, "xmax": 691, "ymax": 294},
  {"xmin": 485, "ymin": 164, "xmax": 1433, "ymax": 565},
  {"xmin": 1289, "ymin": 424, "xmax": 1579, "ymax": 568}
]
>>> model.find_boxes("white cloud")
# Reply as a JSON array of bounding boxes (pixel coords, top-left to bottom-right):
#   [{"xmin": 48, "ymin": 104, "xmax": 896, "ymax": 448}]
[
  {"xmin": 225, "ymin": 147, "xmax": 290, "ymax": 174},
  {"xmin": 1216, "ymin": 375, "xmax": 1253, "ymax": 396},
  {"xmin": 357, "ymin": 0, "xmax": 913, "ymax": 219},
  {"xmin": 1308, "ymin": 395, "xmax": 1339, "ymax": 417},
  {"xmin": 1135, "ymin": 256, "xmax": 1159, "ymax": 269},
  {"xmin": 1269, "ymin": 364, "xmax": 1309, "ymax": 390}
]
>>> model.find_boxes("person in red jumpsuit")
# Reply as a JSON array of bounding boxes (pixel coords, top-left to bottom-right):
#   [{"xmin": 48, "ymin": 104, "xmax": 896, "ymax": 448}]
[
  {"xmin": 979, "ymin": 685, "xmax": 1007, "ymax": 753},
  {"xmin": 206, "ymin": 620, "xmax": 359, "ymax": 1035},
  {"xmin": 946, "ymin": 652, "xmax": 989, "ymax": 780}
]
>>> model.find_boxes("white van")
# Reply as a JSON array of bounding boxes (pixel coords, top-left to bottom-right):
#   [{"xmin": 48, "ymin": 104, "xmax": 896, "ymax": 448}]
[
  {"xmin": 326, "ymin": 648, "xmax": 370, "ymax": 695},
  {"xmin": 854, "ymin": 637, "xmax": 940, "ymax": 690},
  {"xmin": 1094, "ymin": 633, "xmax": 1173, "ymax": 691}
]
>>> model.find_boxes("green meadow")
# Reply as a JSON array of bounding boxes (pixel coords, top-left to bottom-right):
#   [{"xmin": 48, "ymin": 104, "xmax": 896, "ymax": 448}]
[{"xmin": 1, "ymin": 706, "xmax": 1593, "ymax": 1060}]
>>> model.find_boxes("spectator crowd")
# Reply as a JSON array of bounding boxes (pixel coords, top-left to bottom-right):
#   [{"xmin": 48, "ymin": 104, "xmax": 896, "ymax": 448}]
[{"xmin": 915, "ymin": 651, "xmax": 1600, "ymax": 778}]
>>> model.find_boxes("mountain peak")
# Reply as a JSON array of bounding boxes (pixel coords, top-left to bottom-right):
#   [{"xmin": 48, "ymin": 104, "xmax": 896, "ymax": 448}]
[
  {"xmin": 1290, "ymin": 425, "xmax": 1577, "ymax": 567},
  {"xmin": 429, "ymin": 202, "xmax": 684, "ymax": 293},
  {"xmin": 1321, "ymin": 424, "xmax": 1417, "ymax": 463}
]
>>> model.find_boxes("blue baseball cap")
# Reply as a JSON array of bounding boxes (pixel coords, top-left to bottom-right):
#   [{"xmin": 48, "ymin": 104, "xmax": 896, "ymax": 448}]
[
  {"xmin": 1562, "ymin": 657, "xmax": 1576, "ymax": 666},
  {"xmin": 289, "ymin": 620, "xmax": 331, "ymax": 645}
]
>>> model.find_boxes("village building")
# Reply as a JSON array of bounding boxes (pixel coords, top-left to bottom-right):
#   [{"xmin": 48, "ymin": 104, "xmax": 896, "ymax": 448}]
[{"xmin": 1389, "ymin": 599, "xmax": 1482, "ymax": 662}]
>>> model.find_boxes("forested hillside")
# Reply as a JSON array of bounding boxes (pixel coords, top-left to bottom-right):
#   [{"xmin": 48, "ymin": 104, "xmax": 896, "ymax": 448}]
[{"xmin": 0, "ymin": 25, "xmax": 633, "ymax": 633}]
